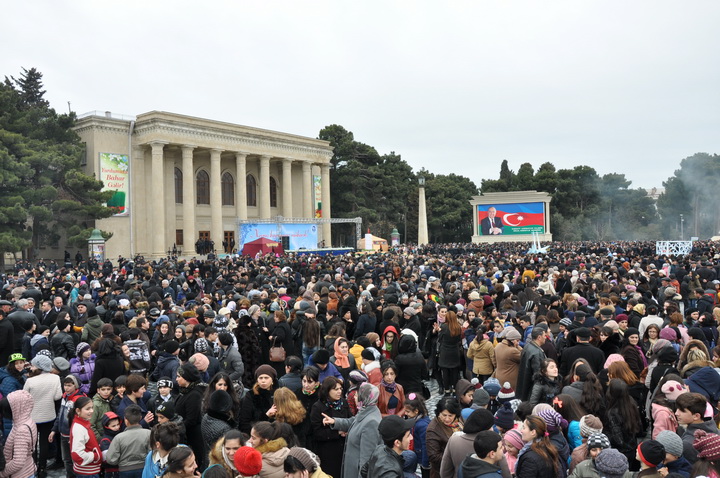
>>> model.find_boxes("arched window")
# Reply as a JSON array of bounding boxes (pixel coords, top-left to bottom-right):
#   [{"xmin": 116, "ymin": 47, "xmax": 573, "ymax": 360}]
[
  {"xmin": 196, "ymin": 170, "xmax": 210, "ymax": 205},
  {"xmin": 174, "ymin": 167, "xmax": 183, "ymax": 204},
  {"xmin": 246, "ymin": 174, "xmax": 257, "ymax": 207},
  {"xmin": 221, "ymin": 172, "xmax": 234, "ymax": 206},
  {"xmin": 270, "ymin": 177, "xmax": 278, "ymax": 208}
]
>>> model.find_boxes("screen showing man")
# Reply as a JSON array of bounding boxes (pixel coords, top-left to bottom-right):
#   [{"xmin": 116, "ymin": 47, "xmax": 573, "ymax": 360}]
[{"xmin": 481, "ymin": 207, "xmax": 504, "ymax": 235}]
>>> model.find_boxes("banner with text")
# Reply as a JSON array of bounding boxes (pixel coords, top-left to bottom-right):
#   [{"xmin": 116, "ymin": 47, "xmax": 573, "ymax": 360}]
[
  {"xmin": 477, "ymin": 202, "xmax": 545, "ymax": 236},
  {"xmin": 313, "ymin": 175, "xmax": 322, "ymax": 218},
  {"xmin": 99, "ymin": 153, "xmax": 129, "ymax": 216},
  {"xmin": 239, "ymin": 223, "xmax": 319, "ymax": 250}
]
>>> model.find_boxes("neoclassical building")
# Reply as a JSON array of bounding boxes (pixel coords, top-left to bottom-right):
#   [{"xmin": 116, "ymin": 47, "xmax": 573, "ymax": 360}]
[{"xmin": 75, "ymin": 111, "xmax": 334, "ymax": 259}]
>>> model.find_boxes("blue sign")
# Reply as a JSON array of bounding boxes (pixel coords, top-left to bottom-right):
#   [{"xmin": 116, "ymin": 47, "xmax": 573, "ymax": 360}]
[{"xmin": 239, "ymin": 223, "xmax": 319, "ymax": 250}]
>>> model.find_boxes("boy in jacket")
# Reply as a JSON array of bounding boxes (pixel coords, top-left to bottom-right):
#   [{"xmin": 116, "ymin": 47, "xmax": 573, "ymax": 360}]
[
  {"xmin": 105, "ymin": 404, "xmax": 152, "ymax": 477},
  {"xmin": 50, "ymin": 374, "xmax": 86, "ymax": 478}
]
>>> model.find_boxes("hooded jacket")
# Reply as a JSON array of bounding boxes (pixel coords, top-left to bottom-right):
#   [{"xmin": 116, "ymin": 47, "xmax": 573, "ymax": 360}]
[
  {"xmin": 0, "ymin": 390, "xmax": 37, "ymax": 478},
  {"xmin": 394, "ymin": 334, "xmax": 428, "ymax": 395},
  {"xmin": 81, "ymin": 306, "xmax": 103, "ymax": 344},
  {"xmin": 678, "ymin": 339, "xmax": 710, "ymax": 369},
  {"xmin": 256, "ymin": 437, "xmax": 290, "ymax": 478},
  {"xmin": 686, "ymin": 366, "xmax": 720, "ymax": 407}
]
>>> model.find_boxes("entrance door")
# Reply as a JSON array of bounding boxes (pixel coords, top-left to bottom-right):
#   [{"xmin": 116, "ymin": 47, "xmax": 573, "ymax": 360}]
[
  {"xmin": 196, "ymin": 231, "xmax": 211, "ymax": 255},
  {"xmin": 223, "ymin": 231, "xmax": 235, "ymax": 254}
]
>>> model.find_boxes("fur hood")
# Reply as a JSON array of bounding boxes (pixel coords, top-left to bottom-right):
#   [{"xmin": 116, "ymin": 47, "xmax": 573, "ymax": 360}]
[
  {"xmin": 680, "ymin": 340, "xmax": 710, "ymax": 364},
  {"xmin": 681, "ymin": 359, "xmax": 716, "ymax": 377},
  {"xmin": 364, "ymin": 360, "xmax": 381, "ymax": 374},
  {"xmin": 256, "ymin": 437, "xmax": 288, "ymax": 455}
]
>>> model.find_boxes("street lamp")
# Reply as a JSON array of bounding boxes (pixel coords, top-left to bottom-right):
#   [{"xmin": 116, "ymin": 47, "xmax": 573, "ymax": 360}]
[{"xmin": 680, "ymin": 214, "xmax": 684, "ymax": 240}]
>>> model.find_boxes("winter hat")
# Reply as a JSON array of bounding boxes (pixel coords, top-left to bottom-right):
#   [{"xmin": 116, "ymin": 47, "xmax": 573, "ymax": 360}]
[
  {"xmin": 497, "ymin": 382, "xmax": 515, "ymax": 403},
  {"xmin": 637, "ymin": 440, "xmax": 665, "ymax": 467},
  {"xmin": 214, "ymin": 315, "xmax": 229, "ymax": 329},
  {"xmin": 176, "ymin": 362, "xmax": 201, "ymax": 383},
  {"xmin": 348, "ymin": 370, "xmax": 368, "ymax": 385},
  {"xmin": 234, "ymin": 446, "xmax": 263, "ymax": 476},
  {"xmin": 625, "ymin": 327, "xmax": 640, "ymax": 338},
  {"xmin": 594, "ymin": 449, "xmax": 629, "ymax": 478},
  {"xmin": 101, "ymin": 411, "xmax": 120, "ymax": 428},
  {"xmin": 208, "ymin": 390, "xmax": 233, "ymax": 414},
  {"xmin": 615, "ymin": 313, "xmax": 629, "ymax": 323},
  {"xmin": 63, "ymin": 374, "xmax": 80, "ymax": 390},
  {"xmin": 575, "ymin": 327, "xmax": 591, "ymax": 339},
  {"xmin": 659, "ymin": 328, "xmax": 678, "ymax": 342},
  {"xmin": 156, "ymin": 401, "xmax": 176, "ymax": 420},
  {"xmin": 537, "ymin": 408, "xmax": 568, "ymax": 433},
  {"xmin": 483, "ymin": 378, "xmax": 501, "ymax": 397},
  {"xmin": 494, "ymin": 402, "xmax": 515, "ymax": 430},
  {"xmin": 56, "ymin": 318, "xmax": 71, "ymax": 331},
  {"xmin": 255, "ymin": 364, "xmax": 277, "ymax": 380},
  {"xmin": 53, "ymin": 357, "xmax": 70, "ymax": 372},
  {"xmin": 76, "ymin": 342, "xmax": 91, "ymax": 357},
  {"xmin": 194, "ymin": 339, "xmax": 209, "ymax": 354},
  {"xmin": 694, "ymin": 430, "xmax": 720, "ymax": 461},
  {"xmin": 463, "ymin": 409, "xmax": 495, "ymax": 434},
  {"xmin": 603, "ymin": 354, "xmax": 624, "ymax": 369},
  {"xmin": 504, "ymin": 328, "xmax": 521, "ymax": 341},
  {"xmin": 203, "ymin": 309, "xmax": 216, "ymax": 319},
  {"xmin": 157, "ymin": 378, "xmax": 174, "ymax": 389},
  {"xmin": 36, "ymin": 349, "xmax": 53, "ymax": 360},
  {"xmin": 656, "ymin": 430, "xmax": 684, "ymax": 458},
  {"xmin": 471, "ymin": 388, "xmax": 490, "ymax": 408},
  {"xmin": 361, "ymin": 349, "xmax": 376, "ymax": 361},
  {"xmin": 559, "ymin": 318, "xmax": 572, "ymax": 328},
  {"xmin": 190, "ymin": 353, "xmax": 209, "ymax": 373},
  {"xmin": 469, "ymin": 291, "xmax": 480, "ymax": 301},
  {"xmin": 164, "ymin": 340, "xmax": 180, "ymax": 354},
  {"xmin": 586, "ymin": 433, "xmax": 610, "ymax": 450},
  {"xmin": 287, "ymin": 447, "xmax": 320, "ymax": 473},
  {"xmin": 579, "ymin": 414, "xmax": 603, "ymax": 437},
  {"xmin": 504, "ymin": 428, "xmax": 524, "ymax": 451},
  {"xmin": 312, "ymin": 349, "xmax": 331, "ymax": 365},
  {"xmin": 660, "ymin": 380, "xmax": 687, "ymax": 402}
]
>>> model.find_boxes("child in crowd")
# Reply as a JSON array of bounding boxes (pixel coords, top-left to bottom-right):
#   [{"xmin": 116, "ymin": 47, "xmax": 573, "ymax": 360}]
[
  {"xmin": 99, "ymin": 411, "xmax": 122, "ymax": 478},
  {"xmin": 503, "ymin": 428, "xmax": 523, "ymax": 475},
  {"xmin": 110, "ymin": 375, "xmax": 127, "ymax": 412},
  {"xmin": 150, "ymin": 378, "xmax": 175, "ymax": 414},
  {"xmin": 482, "ymin": 378, "xmax": 501, "ymax": 414},
  {"xmin": 70, "ymin": 342, "xmax": 96, "ymax": 395},
  {"xmin": 142, "ymin": 422, "xmax": 180, "ymax": 478},
  {"xmin": 675, "ymin": 392, "xmax": 719, "ymax": 464},
  {"xmin": 51, "ymin": 374, "xmax": 86, "ymax": 478},
  {"xmin": 106, "ymin": 404, "xmax": 152, "ymax": 476},
  {"xmin": 404, "ymin": 393, "xmax": 431, "ymax": 478},
  {"xmin": 68, "ymin": 396, "xmax": 103, "ymax": 477},
  {"xmin": 91, "ymin": 377, "xmax": 115, "ymax": 440}
]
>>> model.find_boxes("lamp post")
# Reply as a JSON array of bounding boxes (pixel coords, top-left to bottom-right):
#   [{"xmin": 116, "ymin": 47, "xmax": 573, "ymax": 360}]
[
  {"xmin": 87, "ymin": 229, "xmax": 106, "ymax": 262},
  {"xmin": 417, "ymin": 176, "xmax": 429, "ymax": 245},
  {"xmin": 680, "ymin": 214, "xmax": 684, "ymax": 240}
]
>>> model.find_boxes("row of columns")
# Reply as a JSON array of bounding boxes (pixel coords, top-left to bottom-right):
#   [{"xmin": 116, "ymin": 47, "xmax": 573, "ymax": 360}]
[{"xmin": 140, "ymin": 143, "xmax": 331, "ymax": 257}]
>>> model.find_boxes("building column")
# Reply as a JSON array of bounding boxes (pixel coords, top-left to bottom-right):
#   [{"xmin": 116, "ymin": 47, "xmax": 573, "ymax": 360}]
[
  {"xmin": 321, "ymin": 164, "xmax": 331, "ymax": 247},
  {"xmin": 259, "ymin": 155, "xmax": 271, "ymax": 218},
  {"xmin": 235, "ymin": 153, "xmax": 247, "ymax": 220},
  {"xmin": 282, "ymin": 158, "xmax": 293, "ymax": 218},
  {"xmin": 210, "ymin": 149, "xmax": 223, "ymax": 251},
  {"xmin": 181, "ymin": 146, "xmax": 196, "ymax": 250},
  {"xmin": 150, "ymin": 141, "xmax": 167, "ymax": 257},
  {"xmin": 302, "ymin": 162, "xmax": 312, "ymax": 218},
  {"xmin": 132, "ymin": 146, "xmax": 146, "ymax": 256}
]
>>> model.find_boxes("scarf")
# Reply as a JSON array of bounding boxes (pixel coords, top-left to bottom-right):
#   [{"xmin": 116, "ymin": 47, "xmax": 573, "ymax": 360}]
[
  {"xmin": 325, "ymin": 399, "xmax": 344, "ymax": 411},
  {"xmin": 356, "ymin": 383, "xmax": 380, "ymax": 410},
  {"xmin": 302, "ymin": 384, "xmax": 319, "ymax": 396},
  {"xmin": 221, "ymin": 447, "xmax": 238, "ymax": 472},
  {"xmin": 636, "ymin": 344, "xmax": 648, "ymax": 368},
  {"xmin": 381, "ymin": 379, "xmax": 397, "ymax": 394},
  {"xmin": 437, "ymin": 314, "xmax": 446, "ymax": 324},
  {"xmin": 334, "ymin": 337, "xmax": 350, "ymax": 369}
]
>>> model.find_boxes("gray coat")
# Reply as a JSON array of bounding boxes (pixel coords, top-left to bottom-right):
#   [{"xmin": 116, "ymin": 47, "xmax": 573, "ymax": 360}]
[
  {"xmin": 331, "ymin": 405, "xmax": 382, "ymax": 478},
  {"xmin": 218, "ymin": 345, "xmax": 245, "ymax": 382}
]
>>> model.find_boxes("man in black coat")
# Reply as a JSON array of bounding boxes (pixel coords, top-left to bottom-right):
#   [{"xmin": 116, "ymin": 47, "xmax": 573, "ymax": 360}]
[
  {"xmin": 0, "ymin": 306, "xmax": 15, "ymax": 366},
  {"xmin": 558, "ymin": 327, "xmax": 606, "ymax": 376}
]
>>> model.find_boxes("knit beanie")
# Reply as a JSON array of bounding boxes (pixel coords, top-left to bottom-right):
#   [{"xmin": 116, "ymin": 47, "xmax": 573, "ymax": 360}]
[
  {"xmin": 694, "ymin": 430, "xmax": 720, "ymax": 461},
  {"xmin": 32, "ymin": 355, "xmax": 53, "ymax": 373},
  {"xmin": 234, "ymin": 446, "xmax": 263, "ymax": 476},
  {"xmin": 164, "ymin": 340, "xmax": 180, "ymax": 354},
  {"xmin": 53, "ymin": 357, "xmax": 70, "ymax": 372},
  {"xmin": 659, "ymin": 328, "xmax": 678, "ymax": 342},
  {"xmin": 156, "ymin": 401, "xmax": 175, "ymax": 420},
  {"xmin": 157, "ymin": 378, "xmax": 174, "ymax": 389},
  {"xmin": 287, "ymin": 447, "xmax": 320, "ymax": 472},
  {"xmin": 482, "ymin": 378, "xmax": 501, "ymax": 397},
  {"xmin": 190, "ymin": 353, "xmax": 209, "ymax": 373},
  {"xmin": 637, "ymin": 440, "xmax": 665, "ymax": 467},
  {"xmin": 463, "ymin": 409, "xmax": 494, "ymax": 434},
  {"xmin": 594, "ymin": 448, "xmax": 629, "ymax": 478},
  {"xmin": 348, "ymin": 370, "xmax": 368, "ymax": 386},
  {"xmin": 579, "ymin": 414, "xmax": 603, "ymax": 438},
  {"xmin": 497, "ymin": 382, "xmax": 515, "ymax": 403},
  {"xmin": 194, "ymin": 338, "xmax": 209, "ymax": 354},
  {"xmin": 177, "ymin": 362, "xmax": 201, "ymax": 383},
  {"xmin": 660, "ymin": 380, "xmax": 688, "ymax": 402},
  {"xmin": 471, "ymin": 389, "xmax": 490, "ymax": 408},
  {"xmin": 76, "ymin": 342, "xmax": 91, "ymax": 357},
  {"xmin": 586, "ymin": 433, "xmax": 610, "ymax": 450},
  {"xmin": 208, "ymin": 390, "xmax": 233, "ymax": 414},
  {"xmin": 559, "ymin": 318, "xmax": 572, "ymax": 328},
  {"xmin": 494, "ymin": 402, "xmax": 515, "ymax": 430},
  {"xmin": 255, "ymin": 364, "xmax": 277, "ymax": 380},
  {"xmin": 361, "ymin": 349, "xmax": 376, "ymax": 361},
  {"xmin": 503, "ymin": 429, "xmax": 524, "ymax": 451},
  {"xmin": 656, "ymin": 430, "xmax": 684, "ymax": 458},
  {"xmin": 537, "ymin": 408, "xmax": 568, "ymax": 433}
]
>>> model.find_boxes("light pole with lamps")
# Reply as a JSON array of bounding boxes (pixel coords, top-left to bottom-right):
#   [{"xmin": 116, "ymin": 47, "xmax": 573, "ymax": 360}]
[
  {"xmin": 417, "ymin": 176, "xmax": 429, "ymax": 245},
  {"xmin": 680, "ymin": 214, "xmax": 684, "ymax": 240}
]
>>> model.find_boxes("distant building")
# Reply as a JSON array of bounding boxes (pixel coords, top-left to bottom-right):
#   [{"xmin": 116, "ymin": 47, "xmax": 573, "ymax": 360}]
[
  {"xmin": 645, "ymin": 187, "xmax": 664, "ymax": 201},
  {"xmin": 73, "ymin": 111, "xmax": 334, "ymax": 259}
]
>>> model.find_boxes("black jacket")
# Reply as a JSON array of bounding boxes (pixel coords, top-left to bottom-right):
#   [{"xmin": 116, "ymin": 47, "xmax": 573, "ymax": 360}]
[
  {"xmin": 395, "ymin": 334, "xmax": 428, "ymax": 395},
  {"xmin": 361, "ymin": 444, "xmax": 404, "ymax": 478},
  {"xmin": 459, "ymin": 455, "xmax": 503, "ymax": 478},
  {"xmin": 559, "ymin": 342, "xmax": 605, "ymax": 376},
  {"xmin": 51, "ymin": 330, "xmax": 76, "ymax": 359},
  {"xmin": 239, "ymin": 386, "xmax": 276, "ymax": 434}
]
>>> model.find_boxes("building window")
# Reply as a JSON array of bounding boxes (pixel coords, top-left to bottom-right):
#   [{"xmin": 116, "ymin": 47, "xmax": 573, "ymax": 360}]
[
  {"xmin": 174, "ymin": 167, "xmax": 183, "ymax": 204},
  {"xmin": 221, "ymin": 172, "xmax": 234, "ymax": 206},
  {"xmin": 176, "ymin": 229, "xmax": 184, "ymax": 246},
  {"xmin": 196, "ymin": 170, "xmax": 210, "ymax": 205},
  {"xmin": 270, "ymin": 177, "xmax": 278, "ymax": 208},
  {"xmin": 247, "ymin": 174, "xmax": 257, "ymax": 207}
]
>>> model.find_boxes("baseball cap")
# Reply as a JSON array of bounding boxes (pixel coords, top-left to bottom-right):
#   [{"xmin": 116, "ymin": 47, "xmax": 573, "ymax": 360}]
[{"xmin": 378, "ymin": 415, "xmax": 416, "ymax": 442}]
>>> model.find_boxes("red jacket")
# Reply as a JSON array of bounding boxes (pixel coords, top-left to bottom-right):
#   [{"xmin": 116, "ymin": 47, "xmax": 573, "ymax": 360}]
[{"xmin": 70, "ymin": 416, "xmax": 103, "ymax": 475}]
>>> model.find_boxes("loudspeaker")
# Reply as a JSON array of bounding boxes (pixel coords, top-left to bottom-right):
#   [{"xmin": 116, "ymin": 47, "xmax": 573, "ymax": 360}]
[{"xmin": 281, "ymin": 236, "xmax": 290, "ymax": 250}]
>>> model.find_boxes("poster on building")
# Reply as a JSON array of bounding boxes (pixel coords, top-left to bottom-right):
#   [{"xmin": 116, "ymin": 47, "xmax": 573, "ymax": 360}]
[
  {"xmin": 99, "ymin": 153, "xmax": 129, "ymax": 216},
  {"xmin": 239, "ymin": 223, "xmax": 319, "ymax": 250},
  {"xmin": 313, "ymin": 175, "xmax": 322, "ymax": 218}
]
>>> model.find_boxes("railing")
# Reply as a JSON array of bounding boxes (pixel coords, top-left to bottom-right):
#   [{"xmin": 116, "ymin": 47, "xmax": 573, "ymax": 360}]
[{"xmin": 656, "ymin": 241, "xmax": 693, "ymax": 255}]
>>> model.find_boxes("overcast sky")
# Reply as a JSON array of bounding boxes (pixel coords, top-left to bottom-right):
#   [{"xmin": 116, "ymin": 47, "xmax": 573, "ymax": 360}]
[{"xmin": 2, "ymin": 1, "xmax": 719, "ymax": 190}]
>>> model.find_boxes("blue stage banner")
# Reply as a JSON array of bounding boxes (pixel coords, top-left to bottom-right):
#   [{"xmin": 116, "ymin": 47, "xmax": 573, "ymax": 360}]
[{"xmin": 239, "ymin": 223, "xmax": 318, "ymax": 250}]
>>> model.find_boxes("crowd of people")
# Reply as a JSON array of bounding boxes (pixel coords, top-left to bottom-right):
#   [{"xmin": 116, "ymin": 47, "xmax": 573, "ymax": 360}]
[{"xmin": 2, "ymin": 241, "xmax": 720, "ymax": 478}]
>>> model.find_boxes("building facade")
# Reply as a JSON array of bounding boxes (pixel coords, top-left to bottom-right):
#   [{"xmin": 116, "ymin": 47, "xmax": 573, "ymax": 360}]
[{"xmin": 74, "ymin": 111, "xmax": 334, "ymax": 259}]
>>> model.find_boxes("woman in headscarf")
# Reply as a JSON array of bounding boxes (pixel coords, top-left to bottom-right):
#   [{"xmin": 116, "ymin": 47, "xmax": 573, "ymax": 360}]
[
  {"xmin": 329, "ymin": 337, "xmax": 356, "ymax": 381},
  {"xmin": 321, "ymin": 382, "xmax": 382, "ymax": 478}
]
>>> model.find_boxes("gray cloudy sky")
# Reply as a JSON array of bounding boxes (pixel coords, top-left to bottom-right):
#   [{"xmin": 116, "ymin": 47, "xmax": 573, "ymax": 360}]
[{"xmin": 2, "ymin": 1, "xmax": 719, "ymax": 190}]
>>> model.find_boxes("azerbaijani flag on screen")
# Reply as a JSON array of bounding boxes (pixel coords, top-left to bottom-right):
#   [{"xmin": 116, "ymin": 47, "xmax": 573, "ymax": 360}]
[{"xmin": 477, "ymin": 202, "xmax": 546, "ymax": 235}]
